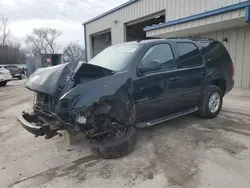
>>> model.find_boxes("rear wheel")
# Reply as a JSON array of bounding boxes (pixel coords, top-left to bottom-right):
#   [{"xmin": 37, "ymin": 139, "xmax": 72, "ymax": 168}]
[
  {"xmin": 199, "ymin": 85, "xmax": 223, "ymax": 119},
  {"xmin": 89, "ymin": 124, "xmax": 137, "ymax": 159},
  {"xmin": 0, "ymin": 81, "xmax": 7, "ymax": 87}
]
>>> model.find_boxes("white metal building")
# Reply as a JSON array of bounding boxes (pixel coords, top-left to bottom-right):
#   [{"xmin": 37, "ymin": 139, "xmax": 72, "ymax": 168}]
[{"xmin": 83, "ymin": 0, "xmax": 250, "ymax": 88}]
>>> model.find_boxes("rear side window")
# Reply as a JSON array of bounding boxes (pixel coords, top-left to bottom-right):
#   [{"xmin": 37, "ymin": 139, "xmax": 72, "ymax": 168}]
[
  {"xmin": 177, "ymin": 43, "xmax": 203, "ymax": 68},
  {"xmin": 141, "ymin": 43, "xmax": 175, "ymax": 71}
]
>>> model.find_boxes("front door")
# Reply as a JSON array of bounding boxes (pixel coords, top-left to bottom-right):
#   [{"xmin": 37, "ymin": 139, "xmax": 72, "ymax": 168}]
[{"xmin": 133, "ymin": 43, "xmax": 183, "ymax": 122}]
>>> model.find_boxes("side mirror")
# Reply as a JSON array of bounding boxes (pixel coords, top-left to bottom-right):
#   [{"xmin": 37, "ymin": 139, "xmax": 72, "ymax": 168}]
[{"xmin": 138, "ymin": 59, "xmax": 161, "ymax": 74}]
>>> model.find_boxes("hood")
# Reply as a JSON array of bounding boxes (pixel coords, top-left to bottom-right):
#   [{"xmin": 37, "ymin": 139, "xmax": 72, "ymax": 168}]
[
  {"xmin": 25, "ymin": 63, "xmax": 73, "ymax": 96},
  {"xmin": 25, "ymin": 62, "xmax": 114, "ymax": 97}
]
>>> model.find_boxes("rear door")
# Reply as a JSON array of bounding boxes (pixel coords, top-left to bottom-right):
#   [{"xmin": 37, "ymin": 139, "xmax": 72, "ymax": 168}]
[
  {"xmin": 175, "ymin": 42, "xmax": 206, "ymax": 109},
  {"xmin": 134, "ymin": 42, "xmax": 183, "ymax": 122}
]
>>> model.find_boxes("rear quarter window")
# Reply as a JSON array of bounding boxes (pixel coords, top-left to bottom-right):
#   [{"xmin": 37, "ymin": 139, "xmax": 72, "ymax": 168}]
[{"xmin": 201, "ymin": 41, "xmax": 231, "ymax": 63}]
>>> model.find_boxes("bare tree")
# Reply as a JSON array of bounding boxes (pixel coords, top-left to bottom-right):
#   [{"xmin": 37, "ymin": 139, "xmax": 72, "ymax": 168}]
[
  {"xmin": 26, "ymin": 34, "xmax": 46, "ymax": 55},
  {"xmin": 0, "ymin": 16, "xmax": 11, "ymax": 47},
  {"xmin": 43, "ymin": 28, "xmax": 61, "ymax": 54},
  {"xmin": 63, "ymin": 43, "xmax": 84, "ymax": 63},
  {"xmin": 25, "ymin": 28, "xmax": 61, "ymax": 55}
]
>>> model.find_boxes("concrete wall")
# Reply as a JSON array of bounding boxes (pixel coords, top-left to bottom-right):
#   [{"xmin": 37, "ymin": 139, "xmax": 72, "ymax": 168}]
[
  {"xmin": 85, "ymin": 0, "xmax": 247, "ymax": 61},
  {"xmin": 201, "ymin": 26, "xmax": 250, "ymax": 89}
]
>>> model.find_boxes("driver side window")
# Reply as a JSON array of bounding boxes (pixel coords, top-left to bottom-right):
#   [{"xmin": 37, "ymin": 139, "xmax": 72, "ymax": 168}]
[{"xmin": 141, "ymin": 43, "xmax": 175, "ymax": 71}]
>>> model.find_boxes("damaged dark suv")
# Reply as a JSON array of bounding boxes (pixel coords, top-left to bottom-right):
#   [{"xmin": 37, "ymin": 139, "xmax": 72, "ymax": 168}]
[{"xmin": 19, "ymin": 37, "xmax": 234, "ymax": 158}]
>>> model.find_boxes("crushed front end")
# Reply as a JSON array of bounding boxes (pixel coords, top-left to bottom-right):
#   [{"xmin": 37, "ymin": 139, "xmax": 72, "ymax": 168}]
[
  {"xmin": 18, "ymin": 62, "xmax": 118, "ymax": 139},
  {"xmin": 19, "ymin": 92, "xmax": 75, "ymax": 139},
  {"xmin": 18, "ymin": 63, "xmax": 78, "ymax": 139}
]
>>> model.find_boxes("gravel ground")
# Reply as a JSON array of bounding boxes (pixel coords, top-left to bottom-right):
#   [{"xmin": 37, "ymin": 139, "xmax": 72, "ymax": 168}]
[{"xmin": 1, "ymin": 80, "xmax": 250, "ymax": 188}]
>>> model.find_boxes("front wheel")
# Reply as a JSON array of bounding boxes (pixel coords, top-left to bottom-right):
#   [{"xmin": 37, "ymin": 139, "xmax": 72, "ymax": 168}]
[
  {"xmin": 198, "ymin": 85, "xmax": 223, "ymax": 119},
  {"xmin": 89, "ymin": 126, "xmax": 137, "ymax": 159}
]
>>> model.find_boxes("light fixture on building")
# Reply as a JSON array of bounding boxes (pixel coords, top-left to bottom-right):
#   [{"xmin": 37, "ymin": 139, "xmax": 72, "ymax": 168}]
[
  {"xmin": 113, "ymin": 20, "xmax": 119, "ymax": 24},
  {"xmin": 223, "ymin": 37, "xmax": 228, "ymax": 44}
]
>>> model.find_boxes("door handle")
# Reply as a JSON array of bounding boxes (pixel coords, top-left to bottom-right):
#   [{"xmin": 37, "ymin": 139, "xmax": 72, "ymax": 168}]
[{"xmin": 169, "ymin": 77, "xmax": 180, "ymax": 81}]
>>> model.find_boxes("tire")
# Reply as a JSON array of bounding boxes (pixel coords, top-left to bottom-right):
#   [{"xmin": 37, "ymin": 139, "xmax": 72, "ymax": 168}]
[
  {"xmin": 18, "ymin": 76, "xmax": 22, "ymax": 80},
  {"xmin": 199, "ymin": 85, "xmax": 223, "ymax": 119},
  {"xmin": 0, "ymin": 81, "xmax": 7, "ymax": 87},
  {"xmin": 89, "ymin": 126, "xmax": 137, "ymax": 159}
]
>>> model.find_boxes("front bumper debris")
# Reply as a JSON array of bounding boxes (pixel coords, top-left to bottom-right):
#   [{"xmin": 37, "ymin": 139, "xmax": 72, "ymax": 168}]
[{"xmin": 18, "ymin": 112, "xmax": 63, "ymax": 139}]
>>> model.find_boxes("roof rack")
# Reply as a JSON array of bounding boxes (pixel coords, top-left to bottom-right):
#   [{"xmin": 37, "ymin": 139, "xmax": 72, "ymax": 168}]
[{"xmin": 166, "ymin": 36, "xmax": 214, "ymax": 41}]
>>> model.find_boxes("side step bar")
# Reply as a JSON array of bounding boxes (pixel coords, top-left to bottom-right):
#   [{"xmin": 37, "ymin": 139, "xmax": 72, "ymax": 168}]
[{"xmin": 136, "ymin": 107, "xmax": 199, "ymax": 128}]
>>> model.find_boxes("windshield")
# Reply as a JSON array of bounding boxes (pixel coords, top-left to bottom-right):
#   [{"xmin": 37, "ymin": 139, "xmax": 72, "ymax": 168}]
[
  {"xmin": 89, "ymin": 43, "xmax": 142, "ymax": 71},
  {"xmin": 4, "ymin": 66, "xmax": 19, "ymax": 70}
]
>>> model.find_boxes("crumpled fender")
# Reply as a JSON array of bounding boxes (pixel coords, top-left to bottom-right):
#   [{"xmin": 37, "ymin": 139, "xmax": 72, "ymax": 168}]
[{"xmin": 60, "ymin": 71, "xmax": 134, "ymax": 123}]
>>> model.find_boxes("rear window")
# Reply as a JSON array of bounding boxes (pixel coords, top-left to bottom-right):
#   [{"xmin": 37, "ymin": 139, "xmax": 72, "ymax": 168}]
[
  {"xmin": 4, "ymin": 66, "xmax": 19, "ymax": 70},
  {"xmin": 177, "ymin": 43, "xmax": 203, "ymax": 68}
]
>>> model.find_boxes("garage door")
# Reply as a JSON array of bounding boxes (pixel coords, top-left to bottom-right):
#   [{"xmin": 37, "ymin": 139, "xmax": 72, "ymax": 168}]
[{"xmin": 92, "ymin": 30, "xmax": 111, "ymax": 57}]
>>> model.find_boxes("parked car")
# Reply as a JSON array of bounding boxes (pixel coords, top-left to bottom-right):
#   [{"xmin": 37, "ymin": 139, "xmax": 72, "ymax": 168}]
[
  {"xmin": 4, "ymin": 65, "xmax": 23, "ymax": 80},
  {"xmin": 0, "ymin": 67, "xmax": 12, "ymax": 86},
  {"xmin": 18, "ymin": 37, "xmax": 234, "ymax": 158}
]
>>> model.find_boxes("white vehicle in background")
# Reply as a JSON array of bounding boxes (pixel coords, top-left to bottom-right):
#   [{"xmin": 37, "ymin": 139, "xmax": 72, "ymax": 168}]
[{"xmin": 0, "ymin": 67, "xmax": 12, "ymax": 87}]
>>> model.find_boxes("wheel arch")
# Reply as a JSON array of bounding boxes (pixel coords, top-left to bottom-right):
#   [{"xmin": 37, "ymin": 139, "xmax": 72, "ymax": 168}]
[
  {"xmin": 85, "ymin": 98, "xmax": 135, "ymax": 126},
  {"xmin": 204, "ymin": 72, "xmax": 227, "ymax": 96}
]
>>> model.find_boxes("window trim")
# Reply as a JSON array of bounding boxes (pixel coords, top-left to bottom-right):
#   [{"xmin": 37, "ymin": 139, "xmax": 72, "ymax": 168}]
[
  {"xmin": 137, "ymin": 42, "xmax": 176, "ymax": 75},
  {"xmin": 176, "ymin": 42, "xmax": 205, "ymax": 69},
  {"xmin": 142, "ymin": 64, "xmax": 204, "ymax": 77}
]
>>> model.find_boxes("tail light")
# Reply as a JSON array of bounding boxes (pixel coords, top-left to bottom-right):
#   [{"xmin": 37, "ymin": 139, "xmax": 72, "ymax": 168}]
[{"xmin": 232, "ymin": 64, "xmax": 235, "ymax": 80}]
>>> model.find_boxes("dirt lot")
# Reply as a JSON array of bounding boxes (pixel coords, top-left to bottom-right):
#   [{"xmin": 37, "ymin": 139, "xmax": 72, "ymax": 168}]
[{"xmin": 1, "ymin": 80, "xmax": 250, "ymax": 188}]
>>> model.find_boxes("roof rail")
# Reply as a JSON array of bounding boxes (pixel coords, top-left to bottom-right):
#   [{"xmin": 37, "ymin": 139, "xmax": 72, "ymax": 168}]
[{"xmin": 166, "ymin": 36, "xmax": 214, "ymax": 41}]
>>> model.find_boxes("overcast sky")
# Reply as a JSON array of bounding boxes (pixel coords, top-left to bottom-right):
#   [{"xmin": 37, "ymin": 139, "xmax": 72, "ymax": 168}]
[{"xmin": 0, "ymin": 0, "xmax": 129, "ymax": 50}]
